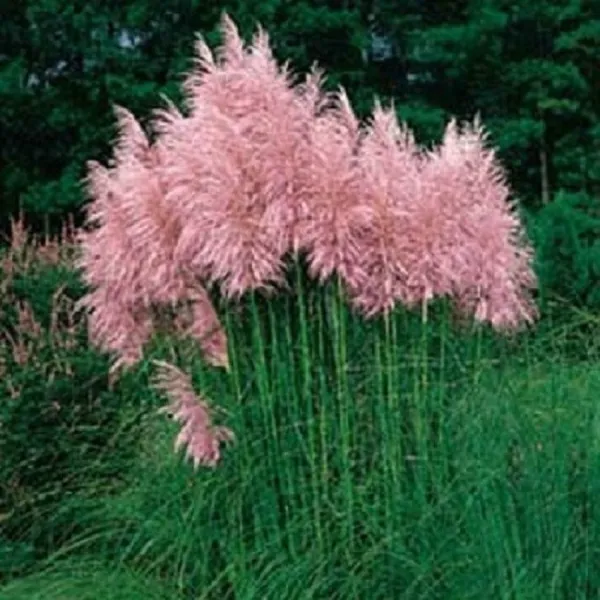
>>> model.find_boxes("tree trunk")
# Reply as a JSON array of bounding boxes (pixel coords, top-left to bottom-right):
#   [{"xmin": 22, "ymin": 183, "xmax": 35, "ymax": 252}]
[{"xmin": 540, "ymin": 121, "xmax": 550, "ymax": 205}]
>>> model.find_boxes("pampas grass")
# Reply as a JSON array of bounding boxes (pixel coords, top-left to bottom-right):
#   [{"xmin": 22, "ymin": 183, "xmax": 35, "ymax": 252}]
[{"xmin": 76, "ymin": 14, "xmax": 536, "ymax": 467}]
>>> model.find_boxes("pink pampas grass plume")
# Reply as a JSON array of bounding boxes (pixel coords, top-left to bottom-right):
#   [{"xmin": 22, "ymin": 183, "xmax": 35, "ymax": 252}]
[
  {"xmin": 157, "ymin": 14, "xmax": 317, "ymax": 298},
  {"xmin": 347, "ymin": 99, "xmax": 429, "ymax": 314},
  {"xmin": 355, "ymin": 103, "xmax": 466, "ymax": 312},
  {"xmin": 77, "ymin": 106, "xmax": 229, "ymax": 372},
  {"xmin": 152, "ymin": 360, "xmax": 234, "ymax": 469},
  {"xmin": 294, "ymin": 87, "xmax": 369, "ymax": 288},
  {"xmin": 423, "ymin": 117, "xmax": 537, "ymax": 329}
]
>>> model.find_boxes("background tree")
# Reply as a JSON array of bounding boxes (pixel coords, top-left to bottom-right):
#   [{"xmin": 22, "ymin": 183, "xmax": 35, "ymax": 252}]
[{"xmin": 372, "ymin": 0, "xmax": 599, "ymax": 205}]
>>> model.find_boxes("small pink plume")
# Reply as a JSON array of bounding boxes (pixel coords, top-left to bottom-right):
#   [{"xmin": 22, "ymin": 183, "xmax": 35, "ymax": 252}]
[{"xmin": 152, "ymin": 360, "xmax": 234, "ymax": 469}]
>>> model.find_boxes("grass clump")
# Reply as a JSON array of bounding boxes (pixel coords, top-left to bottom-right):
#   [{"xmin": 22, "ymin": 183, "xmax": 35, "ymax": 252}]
[{"xmin": 4, "ymin": 282, "xmax": 597, "ymax": 598}]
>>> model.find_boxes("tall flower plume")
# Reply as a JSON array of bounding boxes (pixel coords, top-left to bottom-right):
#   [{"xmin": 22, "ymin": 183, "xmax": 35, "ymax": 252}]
[
  {"xmin": 157, "ymin": 14, "xmax": 317, "ymax": 298},
  {"xmin": 77, "ymin": 106, "xmax": 229, "ymax": 372},
  {"xmin": 426, "ymin": 117, "xmax": 537, "ymax": 328},
  {"xmin": 294, "ymin": 87, "xmax": 368, "ymax": 288},
  {"xmin": 346, "ymin": 100, "xmax": 427, "ymax": 314}
]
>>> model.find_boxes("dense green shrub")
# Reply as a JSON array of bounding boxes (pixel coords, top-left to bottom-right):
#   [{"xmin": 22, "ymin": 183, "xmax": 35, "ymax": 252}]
[
  {"xmin": 0, "ymin": 220, "xmax": 148, "ymax": 580},
  {"xmin": 532, "ymin": 191, "xmax": 600, "ymax": 311}
]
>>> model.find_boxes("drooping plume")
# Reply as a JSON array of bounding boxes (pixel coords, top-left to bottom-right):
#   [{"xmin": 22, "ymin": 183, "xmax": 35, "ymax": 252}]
[
  {"xmin": 152, "ymin": 360, "xmax": 234, "ymax": 469},
  {"xmin": 77, "ymin": 106, "xmax": 229, "ymax": 372}
]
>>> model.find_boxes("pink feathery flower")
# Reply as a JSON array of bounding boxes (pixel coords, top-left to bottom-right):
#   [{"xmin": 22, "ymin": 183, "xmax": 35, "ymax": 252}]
[
  {"xmin": 335, "ymin": 106, "xmax": 537, "ymax": 328},
  {"xmin": 297, "ymin": 94, "xmax": 443, "ymax": 317},
  {"xmin": 77, "ymin": 107, "xmax": 178, "ymax": 305},
  {"xmin": 157, "ymin": 14, "xmax": 316, "ymax": 298},
  {"xmin": 347, "ymin": 100, "xmax": 428, "ymax": 314},
  {"xmin": 295, "ymin": 87, "xmax": 369, "ymax": 287},
  {"xmin": 76, "ymin": 158, "xmax": 154, "ymax": 370},
  {"xmin": 423, "ymin": 117, "xmax": 537, "ymax": 328},
  {"xmin": 76, "ymin": 286, "xmax": 154, "ymax": 375},
  {"xmin": 152, "ymin": 360, "xmax": 234, "ymax": 469},
  {"xmin": 156, "ymin": 101, "xmax": 288, "ymax": 297},
  {"xmin": 77, "ymin": 106, "xmax": 230, "ymax": 371}
]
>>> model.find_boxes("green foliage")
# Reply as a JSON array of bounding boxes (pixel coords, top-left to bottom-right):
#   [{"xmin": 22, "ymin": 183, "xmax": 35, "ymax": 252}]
[
  {"xmin": 0, "ymin": 560, "xmax": 177, "ymax": 600},
  {"xmin": 533, "ymin": 191, "xmax": 600, "ymax": 309},
  {"xmin": 0, "ymin": 234, "xmax": 148, "ymax": 581},
  {"xmin": 2, "ymin": 280, "xmax": 600, "ymax": 597}
]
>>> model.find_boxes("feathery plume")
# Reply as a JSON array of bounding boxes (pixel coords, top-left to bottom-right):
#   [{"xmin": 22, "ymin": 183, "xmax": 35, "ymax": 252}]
[
  {"xmin": 158, "ymin": 14, "xmax": 319, "ymax": 298},
  {"xmin": 295, "ymin": 87, "xmax": 368, "ymax": 287},
  {"xmin": 423, "ymin": 117, "xmax": 537, "ymax": 328},
  {"xmin": 347, "ymin": 100, "xmax": 427, "ymax": 314},
  {"xmin": 152, "ymin": 360, "xmax": 234, "ymax": 469},
  {"xmin": 77, "ymin": 107, "xmax": 230, "ymax": 371}
]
